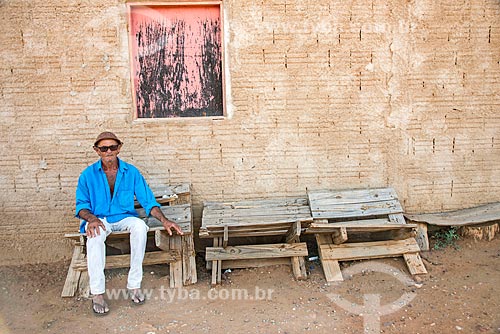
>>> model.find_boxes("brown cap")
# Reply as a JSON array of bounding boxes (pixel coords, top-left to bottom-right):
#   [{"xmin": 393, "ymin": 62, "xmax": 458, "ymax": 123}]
[{"xmin": 94, "ymin": 131, "xmax": 122, "ymax": 147}]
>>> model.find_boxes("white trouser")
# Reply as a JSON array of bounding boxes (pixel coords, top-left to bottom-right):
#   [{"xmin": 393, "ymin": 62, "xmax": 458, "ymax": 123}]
[{"xmin": 86, "ymin": 216, "xmax": 149, "ymax": 295}]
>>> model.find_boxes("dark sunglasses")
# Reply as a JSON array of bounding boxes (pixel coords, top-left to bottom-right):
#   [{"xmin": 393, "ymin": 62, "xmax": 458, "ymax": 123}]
[{"xmin": 95, "ymin": 144, "xmax": 120, "ymax": 152}]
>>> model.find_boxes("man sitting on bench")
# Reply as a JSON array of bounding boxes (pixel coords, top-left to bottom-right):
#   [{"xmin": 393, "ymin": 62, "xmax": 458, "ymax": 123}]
[{"xmin": 76, "ymin": 131, "xmax": 183, "ymax": 316}]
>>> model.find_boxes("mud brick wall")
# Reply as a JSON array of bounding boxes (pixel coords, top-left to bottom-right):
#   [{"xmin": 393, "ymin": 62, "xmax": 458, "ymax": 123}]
[{"xmin": 0, "ymin": 0, "xmax": 499, "ymax": 264}]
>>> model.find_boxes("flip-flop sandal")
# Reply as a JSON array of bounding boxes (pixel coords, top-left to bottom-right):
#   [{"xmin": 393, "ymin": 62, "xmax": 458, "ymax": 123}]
[
  {"xmin": 130, "ymin": 293, "xmax": 146, "ymax": 306},
  {"xmin": 92, "ymin": 299, "xmax": 110, "ymax": 316}
]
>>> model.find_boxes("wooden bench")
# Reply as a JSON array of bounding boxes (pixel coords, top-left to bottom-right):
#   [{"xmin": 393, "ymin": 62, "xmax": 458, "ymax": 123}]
[
  {"xmin": 405, "ymin": 202, "xmax": 500, "ymax": 247},
  {"xmin": 305, "ymin": 187, "xmax": 427, "ymax": 282},
  {"xmin": 199, "ymin": 197, "xmax": 313, "ymax": 285},
  {"xmin": 61, "ymin": 183, "xmax": 197, "ymax": 298}
]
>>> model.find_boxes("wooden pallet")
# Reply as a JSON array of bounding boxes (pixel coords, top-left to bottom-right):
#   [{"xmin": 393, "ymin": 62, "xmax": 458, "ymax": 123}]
[
  {"xmin": 307, "ymin": 187, "xmax": 427, "ymax": 282},
  {"xmin": 200, "ymin": 197, "xmax": 312, "ymax": 285},
  {"xmin": 61, "ymin": 183, "xmax": 197, "ymax": 298}
]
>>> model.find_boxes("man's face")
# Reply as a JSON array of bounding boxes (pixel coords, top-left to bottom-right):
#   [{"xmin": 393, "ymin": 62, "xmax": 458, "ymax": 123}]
[{"xmin": 94, "ymin": 139, "xmax": 121, "ymax": 163}]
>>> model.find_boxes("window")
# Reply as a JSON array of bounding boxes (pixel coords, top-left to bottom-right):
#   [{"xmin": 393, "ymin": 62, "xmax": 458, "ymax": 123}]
[{"xmin": 127, "ymin": 2, "xmax": 224, "ymax": 118}]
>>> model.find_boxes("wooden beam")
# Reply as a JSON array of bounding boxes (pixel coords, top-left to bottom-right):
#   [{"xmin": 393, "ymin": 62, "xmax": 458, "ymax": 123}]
[
  {"xmin": 155, "ymin": 230, "xmax": 170, "ymax": 251},
  {"xmin": 403, "ymin": 252, "xmax": 428, "ymax": 275},
  {"xmin": 206, "ymin": 257, "xmax": 291, "ymax": 270},
  {"xmin": 320, "ymin": 238, "xmax": 421, "ymax": 261},
  {"xmin": 285, "ymin": 221, "xmax": 301, "ymax": 243},
  {"xmin": 71, "ymin": 250, "xmax": 179, "ymax": 271},
  {"xmin": 315, "ymin": 234, "xmax": 343, "ymax": 282},
  {"xmin": 332, "ymin": 227, "xmax": 348, "ymax": 244},
  {"xmin": 206, "ymin": 243, "xmax": 308, "ymax": 261},
  {"xmin": 223, "ymin": 225, "xmax": 229, "ymax": 248},
  {"xmin": 61, "ymin": 244, "xmax": 85, "ymax": 297},
  {"xmin": 415, "ymin": 223, "xmax": 429, "ymax": 251},
  {"xmin": 169, "ymin": 236, "xmax": 183, "ymax": 288}
]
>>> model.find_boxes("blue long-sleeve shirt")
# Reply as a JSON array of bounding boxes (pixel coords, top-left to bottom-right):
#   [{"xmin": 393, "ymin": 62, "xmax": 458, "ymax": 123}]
[{"xmin": 75, "ymin": 158, "xmax": 159, "ymax": 233}]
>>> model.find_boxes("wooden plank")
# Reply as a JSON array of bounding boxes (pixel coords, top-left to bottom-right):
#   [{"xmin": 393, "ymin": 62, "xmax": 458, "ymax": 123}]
[
  {"xmin": 61, "ymin": 244, "xmax": 85, "ymax": 297},
  {"xmin": 389, "ymin": 213, "xmax": 406, "ymax": 224},
  {"xmin": 169, "ymin": 236, "xmax": 183, "ymax": 288},
  {"xmin": 200, "ymin": 228, "xmax": 290, "ymax": 238},
  {"xmin": 223, "ymin": 225, "xmax": 229, "ymax": 248},
  {"xmin": 211, "ymin": 237, "xmax": 221, "ymax": 286},
  {"xmin": 206, "ymin": 257, "xmax": 291, "ymax": 270},
  {"xmin": 308, "ymin": 188, "xmax": 398, "ymax": 205},
  {"xmin": 320, "ymin": 238, "xmax": 421, "ymax": 261},
  {"xmin": 206, "ymin": 243, "xmax": 308, "ymax": 261},
  {"xmin": 332, "ymin": 227, "xmax": 348, "ymax": 244},
  {"xmin": 77, "ymin": 271, "xmax": 90, "ymax": 298},
  {"xmin": 203, "ymin": 197, "xmax": 309, "ymax": 210},
  {"xmin": 291, "ymin": 256, "xmax": 308, "ymax": 280},
  {"xmin": 181, "ymin": 235, "xmax": 197, "ymax": 285},
  {"xmin": 71, "ymin": 251, "xmax": 179, "ymax": 271},
  {"xmin": 304, "ymin": 221, "xmax": 416, "ymax": 234},
  {"xmin": 202, "ymin": 216, "xmax": 312, "ymax": 228},
  {"xmin": 315, "ymin": 234, "xmax": 343, "ymax": 282},
  {"xmin": 199, "ymin": 222, "xmax": 297, "ymax": 238},
  {"xmin": 404, "ymin": 202, "xmax": 500, "ymax": 226},
  {"xmin": 285, "ymin": 221, "xmax": 301, "ymax": 243},
  {"xmin": 415, "ymin": 223, "xmax": 429, "ymax": 251},
  {"xmin": 310, "ymin": 199, "xmax": 403, "ymax": 219},
  {"xmin": 202, "ymin": 207, "xmax": 312, "ymax": 219},
  {"xmin": 403, "ymin": 253, "xmax": 428, "ymax": 275},
  {"xmin": 155, "ymin": 230, "xmax": 171, "ymax": 251},
  {"xmin": 150, "ymin": 183, "xmax": 190, "ymax": 198}
]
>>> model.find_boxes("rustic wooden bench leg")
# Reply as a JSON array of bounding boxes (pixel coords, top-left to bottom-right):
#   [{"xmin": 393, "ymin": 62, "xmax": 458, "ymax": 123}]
[
  {"xmin": 182, "ymin": 235, "xmax": 197, "ymax": 285},
  {"xmin": 291, "ymin": 256, "xmax": 307, "ymax": 280},
  {"xmin": 286, "ymin": 221, "xmax": 307, "ymax": 280},
  {"xmin": 315, "ymin": 234, "xmax": 343, "ymax": 282},
  {"xmin": 169, "ymin": 235, "xmax": 183, "ymax": 288},
  {"xmin": 211, "ymin": 237, "xmax": 223, "ymax": 285},
  {"xmin": 62, "ymin": 243, "xmax": 86, "ymax": 297},
  {"xmin": 415, "ymin": 223, "xmax": 429, "ymax": 251}
]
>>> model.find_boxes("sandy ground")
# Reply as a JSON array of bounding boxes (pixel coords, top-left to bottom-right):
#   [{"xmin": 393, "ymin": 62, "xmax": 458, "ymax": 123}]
[{"xmin": 0, "ymin": 237, "xmax": 499, "ymax": 334}]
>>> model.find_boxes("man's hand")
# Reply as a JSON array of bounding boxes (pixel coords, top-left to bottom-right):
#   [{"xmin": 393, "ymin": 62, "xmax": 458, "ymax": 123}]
[
  {"xmin": 162, "ymin": 219, "xmax": 184, "ymax": 236},
  {"xmin": 150, "ymin": 206, "xmax": 184, "ymax": 236},
  {"xmin": 78, "ymin": 209, "xmax": 105, "ymax": 238},
  {"xmin": 86, "ymin": 219, "xmax": 106, "ymax": 238}
]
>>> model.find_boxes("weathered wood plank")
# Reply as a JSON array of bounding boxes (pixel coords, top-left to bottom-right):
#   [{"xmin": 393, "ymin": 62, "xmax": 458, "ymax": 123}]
[
  {"xmin": 320, "ymin": 238, "xmax": 421, "ymax": 261},
  {"xmin": 332, "ymin": 227, "xmax": 348, "ymax": 244},
  {"xmin": 206, "ymin": 257, "xmax": 291, "ymax": 270},
  {"xmin": 415, "ymin": 223, "xmax": 429, "ymax": 251},
  {"xmin": 404, "ymin": 202, "xmax": 500, "ymax": 226},
  {"xmin": 308, "ymin": 188, "xmax": 398, "ymax": 205},
  {"xmin": 389, "ymin": 213, "xmax": 406, "ymax": 224},
  {"xmin": 310, "ymin": 199, "xmax": 403, "ymax": 219},
  {"xmin": 71, "ymin": 250, "xmax": 179, "ymax": 271},
  {"xmin": 169, "ymin": 236, "xmax": 183, "ymax": 288},
  {"xmin": 206, "ymin": 243, "xmax": 308, "ymax": 261},
  {"xmin": 315, "ymin": 234, "xmax": 343, "ymax": 282},
  {"xmin": 154, "ymin": 230, "xmax": 171, "ymax": 251},
  {"xmin": 285, "ymin": 221, "xmax": 301, "ymax": 243},
  {"xmin": 61, "ymin": 244, "xmax": 85, "ymax": 297},
  {"xmin": 181, "ymin": 234, "xmax": 197, "ymax": 285},
  {"xmin": 403, "ymin": 253, "xmax": 428, "ymax": 275},
  {"xmin": 200, "ymin": 229, "xmax": 290, "ymax": 238},
  {"xmin": 211, "ymin": 237, "xmax": 221, "ymax": 286},
  {"xmin": 304, "ymin": 221, "xmax": 416, "ymax": 234},
  {"xmin": 203, "ymin": 197, "xmax": 309, "ymax": 209},
  {"xmin": 291, "ymin": 256, "xmax": 308, "ymax": 280},
  {"xmin": 202, "ymin": 217, "xmax": 312, "ymax": 228}
]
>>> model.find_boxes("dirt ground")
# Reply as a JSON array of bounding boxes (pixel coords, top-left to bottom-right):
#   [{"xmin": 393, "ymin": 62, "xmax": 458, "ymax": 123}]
[{"xmin": 0, "ymin": 237, "xmax": 499, "ymax": 334}]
